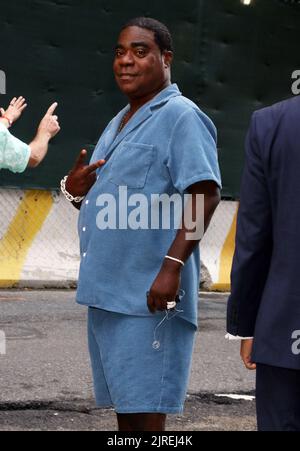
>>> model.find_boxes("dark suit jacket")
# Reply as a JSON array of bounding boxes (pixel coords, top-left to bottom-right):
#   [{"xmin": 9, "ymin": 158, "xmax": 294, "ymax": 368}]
[{"xmin": 227, "ymin": 96, "xmax": 300, "ymax": 370}]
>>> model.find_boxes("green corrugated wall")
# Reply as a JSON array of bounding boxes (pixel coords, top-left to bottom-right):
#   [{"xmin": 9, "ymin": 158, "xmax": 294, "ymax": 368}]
[{"xmin": 1, "ymin": 0, "xmax": 299, "ymax": 197}]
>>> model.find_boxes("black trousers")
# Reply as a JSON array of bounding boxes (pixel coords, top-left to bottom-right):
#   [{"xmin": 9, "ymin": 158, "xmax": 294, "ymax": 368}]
[{"xmin": 256, "ymin": 363, "xmax": 300, "ymax": 431}]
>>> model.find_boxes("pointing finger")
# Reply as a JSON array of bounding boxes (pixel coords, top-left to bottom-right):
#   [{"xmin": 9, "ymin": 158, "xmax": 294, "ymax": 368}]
[
  {"xmin": 84, "ymin": 159, "xmax": 106, "ymax": 174},
  {"xmin": 46, "ymin": 102, "xmax": 58, "ymax": 116},
  {"xmin": 74, "ymin": 149, "xmax": 88, "ymax": 169}
]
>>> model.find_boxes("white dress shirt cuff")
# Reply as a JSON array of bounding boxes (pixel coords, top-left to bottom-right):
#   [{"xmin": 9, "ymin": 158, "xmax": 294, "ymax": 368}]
[{"xmin": 225, "ymin": 333, "xmax": 254, "ymax": 341}]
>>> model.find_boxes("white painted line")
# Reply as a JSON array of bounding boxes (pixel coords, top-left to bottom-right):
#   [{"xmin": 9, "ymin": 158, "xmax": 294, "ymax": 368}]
[{"xmin": 215, "ymin": 394, "xmax": 255, "ymax": 401}]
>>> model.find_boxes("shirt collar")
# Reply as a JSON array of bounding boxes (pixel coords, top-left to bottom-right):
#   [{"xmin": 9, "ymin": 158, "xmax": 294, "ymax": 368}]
[
  {"xmin": 148, "ymin": 83, "xmax": 182, "ymax": 110},
  {"xmin": 103, "ymin": 84, "xmax": 181, "ymax": 156},
  {"xmin": 120, "ymin": 83, "xmax": 181, "ymax": 116}
]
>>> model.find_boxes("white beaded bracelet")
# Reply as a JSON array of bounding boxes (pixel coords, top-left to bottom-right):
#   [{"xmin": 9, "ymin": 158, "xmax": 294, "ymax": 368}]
[
  {"xmin": 165, "ymin": 255, "xmax": 185, "ymax": 267},
  {"xmin": 60, "ymin": 176, "xmax": 85, "ymax": 203}
]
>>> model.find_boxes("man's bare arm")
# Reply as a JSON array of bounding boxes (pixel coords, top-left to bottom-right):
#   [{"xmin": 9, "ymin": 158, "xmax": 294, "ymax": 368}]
[{"xmin": 147, "ymin": 180, "xmax": 220, "ymax": 313}]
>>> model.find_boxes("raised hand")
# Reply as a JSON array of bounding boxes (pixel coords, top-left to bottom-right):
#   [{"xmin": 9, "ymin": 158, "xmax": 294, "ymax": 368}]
[
  {"xmin": 36, "ymin": 102, "xmax": 60, "ymax": 139},
  {"xmin": 0, "ymin": 96, "xmax": 27, "ymax": 124},
  {"xmin": 27, "ymin": 102, "xmax": 61, "ymax": 168},
  {"xmin": 66, "ymin": 149, "xmax": 106, "ymax": 198}
]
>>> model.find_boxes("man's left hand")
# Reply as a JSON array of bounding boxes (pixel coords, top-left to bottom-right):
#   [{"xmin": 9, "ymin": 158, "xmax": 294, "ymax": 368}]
[{"xmin": 147, "ymin": 260, "xmax": 181, "ymax": 313}]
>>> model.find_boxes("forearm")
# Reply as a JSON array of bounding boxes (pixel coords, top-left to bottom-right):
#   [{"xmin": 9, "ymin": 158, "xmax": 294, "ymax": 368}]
[
  {"xmin": 166, "ymin": 228, "xmax": 200, "ymax": 270},
  {"xmin": 147, "ymin": 181, "xmax": 220, "ymax": 313},
  {"xmin": 166, "ymin": 183, "xmax": 220, "ymax": 267},
  {"xmin": 28, "ymin": 133, "xmax": 51, "ymax": 167}
]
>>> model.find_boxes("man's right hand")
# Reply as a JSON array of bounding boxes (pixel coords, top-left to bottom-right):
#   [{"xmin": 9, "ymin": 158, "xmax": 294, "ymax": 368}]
[
  {"xmin": 28, "ymin": 103, "xmax": 61, "ymax": 168},
  {"xmin": 66, "ymin": 149, "xmax": 106, "ymax": 198},
  {"xmin": 240, "ymin": 339, "xmax": 256, "ymax": 371},
  {"xmin": 36, "ymin": 102, "xmax": 60, "ymax": 140}
]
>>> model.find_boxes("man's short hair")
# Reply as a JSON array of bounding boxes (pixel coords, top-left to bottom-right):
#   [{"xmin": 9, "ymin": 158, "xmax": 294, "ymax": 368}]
[{"xmin": 121, "ymin": 17, "xmax": 174, "ymax": 53}]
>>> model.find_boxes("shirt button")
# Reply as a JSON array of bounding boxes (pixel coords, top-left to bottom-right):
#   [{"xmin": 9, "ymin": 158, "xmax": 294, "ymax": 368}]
[
  {"xmin": 85, "ymin": 200, "xmax": 89, "ymax": 205},
  {"xmin": 83, "ymin": 252, "xmax": 87, "ymax": 258},
  {"xmin": 83, "ymin": 227, "xmax": 86, "ymax": 232}
]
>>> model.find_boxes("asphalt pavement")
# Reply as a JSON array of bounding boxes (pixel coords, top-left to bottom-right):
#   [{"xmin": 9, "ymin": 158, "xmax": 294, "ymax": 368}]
[{"xmin": 0, "ymin": 290, "xmax": 256, "ymax": 431}]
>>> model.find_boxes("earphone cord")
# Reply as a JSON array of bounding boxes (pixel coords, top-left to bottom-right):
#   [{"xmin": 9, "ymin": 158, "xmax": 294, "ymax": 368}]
[{"xmin": 152, "ymin": 307, "xmax": 184, "ymax": 349}]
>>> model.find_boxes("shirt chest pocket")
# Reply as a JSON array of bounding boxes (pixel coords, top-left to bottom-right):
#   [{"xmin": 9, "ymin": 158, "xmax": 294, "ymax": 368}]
[{"xmin": 109, "ymin": 142, "xmax": 154, "ymax": 189}]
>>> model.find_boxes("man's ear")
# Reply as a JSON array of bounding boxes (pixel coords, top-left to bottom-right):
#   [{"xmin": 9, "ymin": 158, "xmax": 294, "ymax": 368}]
[{"xmin": 163, "ymin": 51, "xmax": 173, "ymax": 68}]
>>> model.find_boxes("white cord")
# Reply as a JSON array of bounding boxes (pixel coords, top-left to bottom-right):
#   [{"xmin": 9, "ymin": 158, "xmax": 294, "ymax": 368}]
[{"xmin": 152, "ymin": 307, "xmax": 184, "ymax": 350}]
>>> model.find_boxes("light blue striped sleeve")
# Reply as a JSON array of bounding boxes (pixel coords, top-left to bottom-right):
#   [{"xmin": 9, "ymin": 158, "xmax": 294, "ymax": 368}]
[{"xmin": 0, "ymin": 123, "xmax": 30, "ymax": 173}]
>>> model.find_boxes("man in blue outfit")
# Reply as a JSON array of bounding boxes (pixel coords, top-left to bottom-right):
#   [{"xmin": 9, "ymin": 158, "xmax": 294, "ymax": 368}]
[
  {"xmin": 62, "ymin": 17, "xmax": 221, "ymax": 431},
  {"xmin": 227, "ymin": 95, "xmax": 300, "ymax": 431}
]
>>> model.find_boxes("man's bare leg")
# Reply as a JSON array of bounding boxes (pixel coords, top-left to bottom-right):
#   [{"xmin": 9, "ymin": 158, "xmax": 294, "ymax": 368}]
[{"xmin": 117, "ymin": 413, "xmax": 166, "ymax": 431}]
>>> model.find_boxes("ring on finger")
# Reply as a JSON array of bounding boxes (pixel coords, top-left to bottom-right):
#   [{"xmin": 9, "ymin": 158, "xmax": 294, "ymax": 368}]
[{"xmin": 167, "ymin": 301, "xmax": 176, "ymax": 310}]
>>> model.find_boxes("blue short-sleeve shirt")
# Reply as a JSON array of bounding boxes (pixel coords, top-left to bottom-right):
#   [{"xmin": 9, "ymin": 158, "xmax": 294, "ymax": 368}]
[
  {"xmin": 0, "ymin": 123, "xmax": 30, "ymax": 173},
  {"xmin": 76, "ymin": 84, "xmax": 221, "ymax": 327}
]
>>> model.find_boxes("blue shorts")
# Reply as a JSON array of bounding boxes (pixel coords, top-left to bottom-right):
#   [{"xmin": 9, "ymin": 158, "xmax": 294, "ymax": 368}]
[{"xmin": 88, "ymin": 307, "xmax": 196, "ymax": 414}]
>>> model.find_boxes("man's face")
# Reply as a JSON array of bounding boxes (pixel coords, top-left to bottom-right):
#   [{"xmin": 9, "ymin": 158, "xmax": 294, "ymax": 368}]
[{"xmin": 113, "ymin": 26, "xmax": 172, "ymax": 99}]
